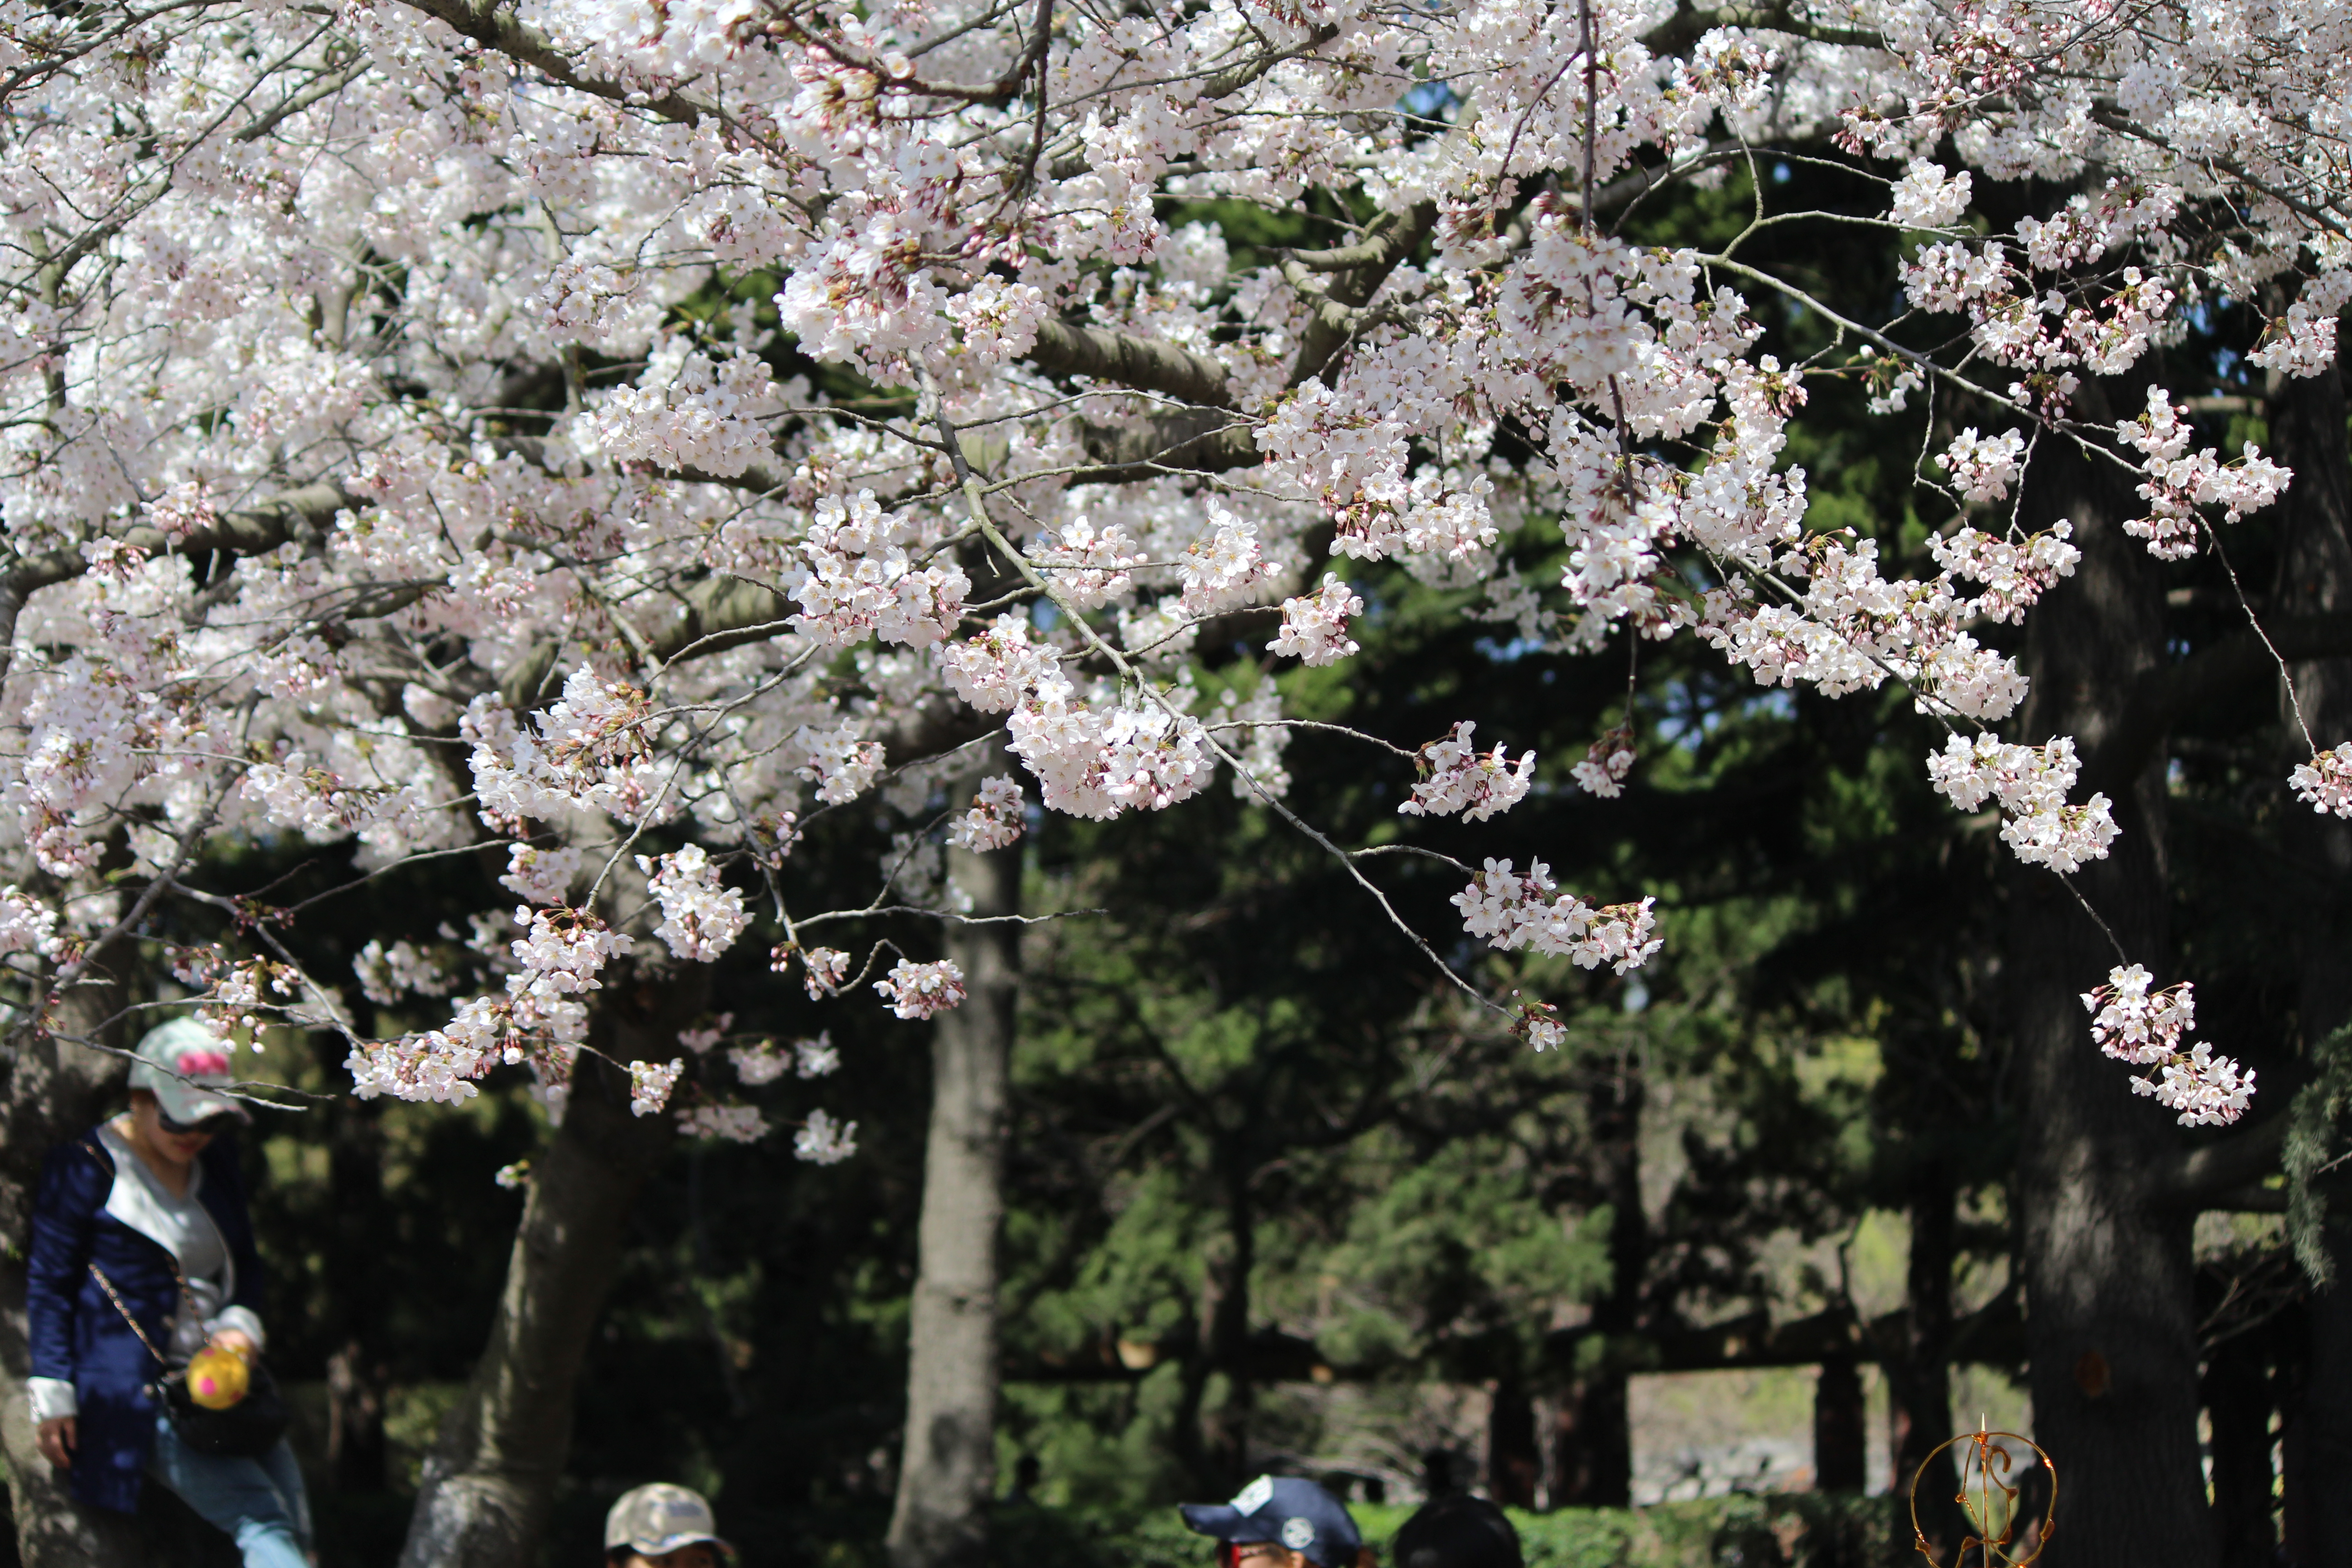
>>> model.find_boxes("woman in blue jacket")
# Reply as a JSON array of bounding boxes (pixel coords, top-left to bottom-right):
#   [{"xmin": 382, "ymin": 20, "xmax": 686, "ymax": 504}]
[{"xmin": 26, "ymin": 1018, "xmax": 314, "ymax": 1567}]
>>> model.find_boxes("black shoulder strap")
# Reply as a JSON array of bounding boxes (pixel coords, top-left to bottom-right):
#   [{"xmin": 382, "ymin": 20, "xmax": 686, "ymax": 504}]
[{"xmin": 78, "ymin": 1136, "xmax": 115, "ymax": 1178}]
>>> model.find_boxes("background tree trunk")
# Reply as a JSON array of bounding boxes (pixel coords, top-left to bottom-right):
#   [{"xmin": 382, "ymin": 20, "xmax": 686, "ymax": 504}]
[
  {"xmin": 1812, "ymin": 1354, "xmax": 1865, "ymax": 1491},
  {"xmin": 1552, "ymin": 1056, "xmax": 1642, "ymax": 1506},
  {"xmin": 396, "ymin": 967, "xmax": 703, "ymax": 1568},
  {"xmin": 2201, "ymin": 1326, "xmax": 2275, "ymax": 1568},
  {"xmin": 1485, "ymin": 1376, "xmax": 1539, "ymax": 1506},
  {"xmin": 1888, "ymin": 1161, "xmax": 1968, "ymax": 1553},
  {"xmin": 0, "ymin": 944, "xmax": 147, "ymax": 1568},
  {"xmin": 2270, "ymin": 350, "xmax": 2352, "ymax": 1568},
  {"xmin": 314, "ymin": 1028, "xmax": 391, "ymax": 1494},
  {"xmin": 2009, "ymin": 425, "xmax": 2215, "ymax": 1568},
  {"xmin": 1194, "ymin": 1151, "xmax": 1255, "ymax": 1489},
  {"xmin": 885, "ymin": 837, "xmax": 1018, "ymax": 1568}
]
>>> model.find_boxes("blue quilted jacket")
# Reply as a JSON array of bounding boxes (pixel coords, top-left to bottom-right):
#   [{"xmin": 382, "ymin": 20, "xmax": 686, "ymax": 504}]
[{"xmin": 24, "ymin": 1127, "xmax": 265, "ymax": 1513}]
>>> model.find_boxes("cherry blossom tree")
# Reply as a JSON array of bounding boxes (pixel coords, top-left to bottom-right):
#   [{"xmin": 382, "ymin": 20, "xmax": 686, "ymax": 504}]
[{"xmin": 9, "ymin": 0, "xmax": 2352, "ymax": 1559}]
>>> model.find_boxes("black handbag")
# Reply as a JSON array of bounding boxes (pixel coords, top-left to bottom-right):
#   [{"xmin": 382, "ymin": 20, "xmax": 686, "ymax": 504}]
[{"xmin": 88, "ymin": 1258, "xmax": 289, "ymax": 1459}]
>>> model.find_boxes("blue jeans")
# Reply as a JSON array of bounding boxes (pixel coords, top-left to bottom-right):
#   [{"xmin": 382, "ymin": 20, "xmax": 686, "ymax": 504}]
[{"xmin": 148, "ymin": 1420, "xmax": 313, "ymax": 1568}]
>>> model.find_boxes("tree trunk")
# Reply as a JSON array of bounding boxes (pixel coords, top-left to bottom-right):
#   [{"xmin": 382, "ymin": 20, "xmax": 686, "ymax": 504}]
[
  {"xmin": 2201, "ymin": 1328, "xmax": 2276, "ymax": 1568},
  {"xmin": 1889, "ymin": 1160, "xmax": 1968, "ymax": 1553},
  {"xmin": 1194, "ymin": 1155, "xmax": 1255, "ymax": 1489},
  {"xmin": 1813, "ymin": 1354, "xmax": 1866, "ymax": 1492},
  {"xmin": 1553, "ymin": 1055, "xmax": 1642, "ymax": 1507},
  {"xmin": 2270, "ymin": 351, "xmax": 2352, "ymax": 1568},
  {"xmin": 2009, "ymin": 425, "xmax": 2215, "ymax": 1567},
  {"xmin": 0, "ymin": 944, "xmax": 147, "ymax": 1568},
  {"xmin": 885, "ymin": 838, "xmax": 1019, "ymax": 1568},
  {"xmin": 1486, "ymin": 1376, "xmax": 1539, "ymax": 1506},
  {"xmin": 2276, "ymin": 1295, "xmax": 2313, "ymax": 1568},
  {"xmin": 314, "ymin": 1029, "xmax": 391, "ymax": 1494},
  {"xmin": 396, "ymin": 967, "xmax": 703, "ymax": 1568}
]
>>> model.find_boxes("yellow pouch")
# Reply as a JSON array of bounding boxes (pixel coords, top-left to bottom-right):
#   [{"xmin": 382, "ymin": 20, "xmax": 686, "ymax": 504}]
[{"xmin": 185, "ymin": 1346, "xmax": 250, "ymax": 1410}]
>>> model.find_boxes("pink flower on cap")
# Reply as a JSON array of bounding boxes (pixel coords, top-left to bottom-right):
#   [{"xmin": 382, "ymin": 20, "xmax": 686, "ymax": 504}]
[{"xmin": 174, "ymin": 1049, "xmax": 232, "ymax": 1078}]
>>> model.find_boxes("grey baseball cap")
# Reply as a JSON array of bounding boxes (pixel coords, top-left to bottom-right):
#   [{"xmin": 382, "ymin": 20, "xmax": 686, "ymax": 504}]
[
  {"xmin": 605, "ymin": 1483, "xmax": 731, "ymax": 1558},
  {"xmin": 129, "ymin": 1018, "xmax": 250, "ymax": 1128}
]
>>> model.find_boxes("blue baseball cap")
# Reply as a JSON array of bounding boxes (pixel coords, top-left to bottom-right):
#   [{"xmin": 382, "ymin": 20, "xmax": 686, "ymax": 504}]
[{"xmin": 1180, "ymin": 1476, "xmax": 1362, "ymax": 1568}]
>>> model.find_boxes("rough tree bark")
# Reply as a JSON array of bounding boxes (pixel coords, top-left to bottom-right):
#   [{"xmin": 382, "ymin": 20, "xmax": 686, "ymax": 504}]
[
  {"xmin": 2269, "ymin": 349, "xmax": 2352, "ymax": 1568},
  {"xmin": 1195, "ymin": 1145, "xmax": 1258, "ymax": 1489},
  {"xmin": 0, "ymin": 945, "xmax": 147, "ymax": 1568},
  {"xmin": 2201, "ymin": 1324, "xmax": 2274, "ymax": 1568},
  {"xmin": 2009, "ymin": 424, "xmax": 2216, "ymax": 1568},
  {"xmin": 1485, "ymin": 1377, "xmax": 1540, "ymax": 1506},
  {"xmin": 885, "ymin": 835, "xmax": 1019, "ymax": 1568},
  {"xmin": 1552, "ymin": 1055, "xmax": 1643, "ymax": 1507},
  {"xmin": 312, "ymin": 1029, "xmax": 392, "ymax": 1494},
  {"xmin": 396, "ymin": 966, "xmax": 705, "ymax": 1568},
  {"xmin": 1812, "ymin": 1354, "xmax": 1866, "ymax": 1491}
]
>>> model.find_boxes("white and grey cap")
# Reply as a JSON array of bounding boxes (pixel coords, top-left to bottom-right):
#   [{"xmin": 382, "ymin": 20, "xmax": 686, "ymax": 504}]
[
  {"xmin": 605, "ymin": 1483, "xmax": 732, "ymax": 1558},
  {"xmin": 130, "ymin": 1018, "xmax": 251, "ymax": 1128}
]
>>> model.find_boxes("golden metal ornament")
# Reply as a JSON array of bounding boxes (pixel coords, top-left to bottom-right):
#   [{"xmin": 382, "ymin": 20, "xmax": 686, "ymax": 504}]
[{"xmin": 1908, "ymin": 1426, "xmax": 2057, "ymax": 1568}]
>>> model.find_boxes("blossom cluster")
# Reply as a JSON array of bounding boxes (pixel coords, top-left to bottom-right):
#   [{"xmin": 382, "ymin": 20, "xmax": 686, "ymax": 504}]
[
  {"xmin": 2081, "ymin": 966, "xmax": 2254, "ymax": 1127},
  {"xmin": 1936, "ymin": 429, "xmax": 2025, "ymax": 505},
  {"xmin": 2113, "ymin": 390, "xmax": 2292, "ymax": 561},
  {"xmin": 789, "ymin": 491, "xmax": 971, "ymax": 648},
  {"xmin": 1571, "ymin": 727, "xmax": 1638, "ymax": 799},
  {"xmin": 874, "ymin": 958, "xmax": 967, "ymax": 1019},
  {"xmin": 1511, "ymin": 994, "xmax": 1568, "ymax": 1054},
  {"xmin": 346, "ymin": 908, "xmax": 629, "ymax": 1105},
  {"xmin": 795, "ymin": 1109, "xmax": 859, "ymax": 1165},
  {"xmin": 948, "ymin": 775, "xmax": 1027, "ymax": 852},
  {"xmin": 1399, "ymin": 723, "xmax": 1537, "ymax": 822},
  {"xmin": 639, "ymin": 844, "xmax": 749, "ymax": 961},
  {"xmin": 1452, "ymin": 860, "xmax": 1662, "ymax": 975},
  {"xmin": 788, "ymin": 946, "xmax": 853, "ymax": 1000},
  {"xmin": 1925, "ymin": 735, "xmax": 2118, "ymax": 873},
  {"xmin": 679, "ymin": 1103, "xmax": 769, "ymax": 1142},
  {"xmin": 2290, "ymin": 743, "xmax": 2352, "ymax": 819},
  {"xmin": 1926, "ymin": 524, "xmax": 2079, "ymax": 625},
  {"xmin": 629, "ymin": 1058, "xmax": 685, "ymax": 1117},
  {"xmin": 1269, "ymin": 576, "xmax": 1365, "ymax": 667}
]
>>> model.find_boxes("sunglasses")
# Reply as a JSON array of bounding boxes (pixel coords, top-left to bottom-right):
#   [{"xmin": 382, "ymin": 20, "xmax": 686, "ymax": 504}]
[
  {"xmin": 1223, "ymin": 1545, "xmax": 1295, "ymax": 1568},
  {"xmin": 157, "ymin": 1109, "xmax": 235, "ymax": 1137}
]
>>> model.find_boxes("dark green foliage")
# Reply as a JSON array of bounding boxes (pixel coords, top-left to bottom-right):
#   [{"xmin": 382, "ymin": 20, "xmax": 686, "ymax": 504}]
[{"xmin": 2286, "ymin": 1024, "xmax": 2352, "ymax": 1283}]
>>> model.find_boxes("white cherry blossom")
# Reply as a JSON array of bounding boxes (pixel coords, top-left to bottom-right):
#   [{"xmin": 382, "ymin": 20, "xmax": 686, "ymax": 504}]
[{"xmin": 874, "ymin": 958, "xmax": 967, "ymax": 1019}]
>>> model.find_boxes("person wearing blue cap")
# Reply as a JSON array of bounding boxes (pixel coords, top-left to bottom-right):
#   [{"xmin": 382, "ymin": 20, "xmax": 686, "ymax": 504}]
[{"xmin": 1179, "ymin": 1475, "xmax": 1374, "ymax": 1568}]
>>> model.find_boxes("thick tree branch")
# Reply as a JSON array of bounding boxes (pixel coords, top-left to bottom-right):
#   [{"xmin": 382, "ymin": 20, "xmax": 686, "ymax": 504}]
[
  {"xmin": 2157, "ymin": 1113, "xmax": 2288, "ymax": 1207},
  {"xmin": 1064, "ymin": 408, "xmax": 1259, "ymax": 485},
  {"xmin": 1026, "ymin": 319, "xmax": 1235, "ymax": 408},
  {"xmin": 397, "ymin": 0, "xmax": 723, "ymax": 123},
  {"xmin": 1288, "ymin": 201, "xmax": 1435, "ymax": 386},
  {"xmin": 1197, "ymin": 24, "xmax": 1341, "ymax": 100},
  {"xmin": 0, "ymin": 480, "xmax": 360, "ymax": 689},
  {"xmin": 1641, "ymin": 2, "xmax": 1884, "ymax": 54},
  {"xmin": 646, "ymin": 574, "xmax": 795, "ymax": 665},
  {"xmin": 2086, "ymin": 612, "xmax": 2352, "ymax": 797},
  {"xmin": 231, "ymin": 57, "xmax": 372, "ymax": 142}
]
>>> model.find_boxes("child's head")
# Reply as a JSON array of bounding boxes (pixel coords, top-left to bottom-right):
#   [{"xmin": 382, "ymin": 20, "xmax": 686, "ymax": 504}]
[
  {"xmin": 1179, "ymin": 1475, "xmax": 1370, "ymax": 1568},
  {"xmin": 603, "ymin": 1484, "xmax": 731, "ymax": 1568}
]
